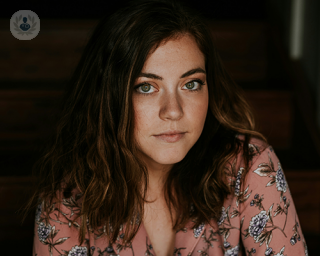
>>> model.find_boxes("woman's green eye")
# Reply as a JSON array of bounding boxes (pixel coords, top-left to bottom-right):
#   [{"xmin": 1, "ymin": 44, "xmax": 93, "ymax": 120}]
[
  {"xmin": 141, "ymin": 84, "xmax": 151, "ymax": 92},
  {"xmin": 186, "ymin": 81, "xmax": 196, "ymax": 89}
]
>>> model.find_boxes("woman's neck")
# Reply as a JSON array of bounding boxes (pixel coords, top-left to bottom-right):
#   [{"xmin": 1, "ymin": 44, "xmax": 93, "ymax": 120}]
[{"xmin": 146, "ymin": 168, "xmax": 169, "ymax": 200}]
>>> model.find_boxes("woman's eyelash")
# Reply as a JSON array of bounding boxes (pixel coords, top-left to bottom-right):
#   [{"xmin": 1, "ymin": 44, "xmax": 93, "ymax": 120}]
[{"xmin": 134, "ymin": 79, "xmax": 205, "ymax": 96}]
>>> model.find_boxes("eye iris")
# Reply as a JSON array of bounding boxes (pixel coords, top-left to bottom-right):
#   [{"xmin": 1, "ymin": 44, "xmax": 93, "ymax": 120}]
[
  {"xmin": 141, "ymin": 84, "xmax": 150, "ymax": 92},
  {"xmin": 186, "ymin": 82, "xmax": 195, "ymax": 89}
]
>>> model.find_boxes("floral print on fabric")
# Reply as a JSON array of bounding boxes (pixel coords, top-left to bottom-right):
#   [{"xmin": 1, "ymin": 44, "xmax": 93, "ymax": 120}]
[
  {"xmin": 38, "ymin": 222, "xmax": 52, "ymax": 242},
  {"xmin": 33, "ymin": 137, "xmax": 309, "ymax": 256},
  {"xmin": 217, "ymin": 207, "xmax": 227, "ymax": 226},
  {"xmin": 35, "ymin": 201, "xmax": 42, "ymax": 222},
  {"xmin": 248, "ymin": 211, "xmax": 269, "ymax": 241},
  {"xmin": 33, "ymin": 192, "xmax": 90, "ymax": 256},
  {"xmin": 253, "ymin": 152, "xmax": 287, "ymax": 202},
  {"xmin": 68, "ymin": 246, "xmax": 87, "ymax": 256},
  {"xmin": 275, "ymin": 164, "xmax": 287, "ymax": 193},
  {"xmin": 193, "ymin": 223, "xmax": 205, "ymax": 238},
  {"xmin": 224, "ymin": 244, "xmax": 239, "ymax": 256},
  {"xmin": 234, "ymin": 169, "xmax": 242, "ymax": 196}
]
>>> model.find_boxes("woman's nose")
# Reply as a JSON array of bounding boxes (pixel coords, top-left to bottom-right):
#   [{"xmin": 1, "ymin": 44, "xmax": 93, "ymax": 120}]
[{"xmin": 159, "ymin": 92, "xmax": 184, "ymax": 121}]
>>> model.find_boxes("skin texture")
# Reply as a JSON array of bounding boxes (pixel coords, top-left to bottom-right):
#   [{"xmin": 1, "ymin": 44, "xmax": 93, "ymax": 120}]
[{"xmin": 132, "ymin": 34, "xmax": 209, "ymax": 256}]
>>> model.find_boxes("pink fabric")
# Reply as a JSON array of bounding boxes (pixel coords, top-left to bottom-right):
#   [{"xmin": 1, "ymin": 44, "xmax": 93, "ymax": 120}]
[{"xmin": 33, "ymin": 137, "xmax": 308, "ymax": 256}]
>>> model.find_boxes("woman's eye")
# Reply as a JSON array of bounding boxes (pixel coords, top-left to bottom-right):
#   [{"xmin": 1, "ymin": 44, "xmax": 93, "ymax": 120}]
[
  {"xmin": 140, "ymin": 84, "xmax": 152, "ymax": 92},
  {"xmin": 135, "ymin": 83, "xmax": 155, "ymax": 94},
  {"xmin": 185, "ymin": 81, "xmax": 199, "ymax": 90},
  {"xmin": 183, "ymin": 80, "xmax": 204, "ymax": 91},
  {"xmin": 185, "ymin": 81, "xmax": 196, "ymax": 89},
  {"xmin": 134, "ymin": 79, "xmax": 204, "ymax": 96}
]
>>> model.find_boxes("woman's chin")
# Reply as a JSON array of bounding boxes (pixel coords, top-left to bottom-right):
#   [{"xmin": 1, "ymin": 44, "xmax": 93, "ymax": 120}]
[{"xmin": 151, "ymin": 151, "xmax": 187, "ymax": 165}]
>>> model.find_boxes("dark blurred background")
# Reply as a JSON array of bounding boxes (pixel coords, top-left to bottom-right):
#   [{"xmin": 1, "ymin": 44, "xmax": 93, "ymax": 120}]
[{"xmin": 0, "ymin": 0, "xmax": 319, "ymax": 254}]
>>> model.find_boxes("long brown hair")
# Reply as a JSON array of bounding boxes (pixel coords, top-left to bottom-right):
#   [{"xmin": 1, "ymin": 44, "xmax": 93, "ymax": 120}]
[{"xmin": 23, "ymin": 0, "xmax": 266, "ymax": 245}]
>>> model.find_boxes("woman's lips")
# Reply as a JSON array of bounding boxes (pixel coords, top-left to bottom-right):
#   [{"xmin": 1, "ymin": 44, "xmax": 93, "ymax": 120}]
[{"xmin": 153, "ymin": 133, "xmax": 185, "ymax": 143}]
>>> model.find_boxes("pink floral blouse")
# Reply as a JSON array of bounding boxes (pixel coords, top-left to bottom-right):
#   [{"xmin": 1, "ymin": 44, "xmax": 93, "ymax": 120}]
[{"xmin": 33, "ymin": 137, "xmax": 309, "ymax": 256}]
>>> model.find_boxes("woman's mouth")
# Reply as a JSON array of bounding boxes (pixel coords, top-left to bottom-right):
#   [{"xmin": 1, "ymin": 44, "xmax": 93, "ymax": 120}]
[{"xmin": 153, "ymin": 133, "xmax": 185, "ymax": 143}]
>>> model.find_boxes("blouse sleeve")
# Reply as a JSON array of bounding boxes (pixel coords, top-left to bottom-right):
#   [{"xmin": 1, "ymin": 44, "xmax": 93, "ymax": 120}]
[
  {"xmin": 239, "ymin": 146, "xmax": 309, "ymax": 256},
  {"xmin": 33, "ymin": 189, "xmax": 91, "ymax": 256}
]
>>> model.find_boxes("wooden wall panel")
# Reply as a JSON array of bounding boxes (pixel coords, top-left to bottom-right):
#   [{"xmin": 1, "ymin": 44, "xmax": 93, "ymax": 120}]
[
  {"xmin": 0, "ymin": 90, "xmax": 63, "ymax": 152},
  {"xmin": 0, "ymin": 19, "xmax": 98, "ymax": 82},
  {"xmin": 206, "ymin": 21, "xmax": 267, "ymax": 82},
  {"xmin": 245, "ymin": 90, "xmax": 293, "ymax": 149},
  {"xmin": 0, "ymin": 177, "xmax": 35, "ymax": 252},
  {"xmin": 0, "ymin": 20, "xmax": 267, "ymax": 84}
]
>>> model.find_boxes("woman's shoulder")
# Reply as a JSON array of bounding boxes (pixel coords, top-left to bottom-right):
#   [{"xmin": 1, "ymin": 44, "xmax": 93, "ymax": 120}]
[
  {"xmin": 220, "ymin": 138, "xmax": 309, "ymax": 256},
  {"xmin": 229, "ymin": 134, "xmax": 270, "ymax": 170},
  {"xmin": 236, "ymin": 134, "xmax": 270, "ymax": 155},
  {"xmin": 231, "ymin": 134, "xmax": 287, "ymax": 196},
  {"xmin": 223, "ymin": 134, "xmax": 273, "ymax": 192},
  {"xmin": 36, "ymin": 184, "xmax": 84, "ymax": 233},
  {"xmin": 42, "ymin": 184, "xmax": 83, "ymax": 220},
  {"xmin": 34, "ymin": 185, "xmax": 89, "ymax": 256}
]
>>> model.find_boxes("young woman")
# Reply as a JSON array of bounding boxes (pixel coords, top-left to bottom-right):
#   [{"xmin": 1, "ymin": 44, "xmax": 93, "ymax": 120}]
[{"xmin": 28, "ymin": 0, "xmax": 308, "ymax": 255}]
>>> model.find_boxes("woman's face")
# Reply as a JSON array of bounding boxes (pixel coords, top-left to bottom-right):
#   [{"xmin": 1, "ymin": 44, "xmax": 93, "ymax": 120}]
[{"xmin": 132, "ymin": 34, "xmax": 209, "ymax": 172}]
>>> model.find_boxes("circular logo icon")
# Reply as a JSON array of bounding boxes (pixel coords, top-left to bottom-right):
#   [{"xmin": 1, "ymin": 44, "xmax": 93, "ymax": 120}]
[{"xmin": 10, "ymin": 10, "xmax": 40, "ymax": 40}]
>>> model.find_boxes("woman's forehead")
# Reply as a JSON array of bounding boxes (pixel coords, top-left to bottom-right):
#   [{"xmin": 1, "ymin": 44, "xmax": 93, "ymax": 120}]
[{"xmin": 141, "ymin": 35, "xmax": 205, "ymax": 73}]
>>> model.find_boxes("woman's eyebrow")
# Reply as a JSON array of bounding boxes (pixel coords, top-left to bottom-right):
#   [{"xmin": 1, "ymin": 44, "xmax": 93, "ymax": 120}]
[
  {"xmin": 138, "ymin": 67, "xmax": 206, "ymax": 80},
  {"xmin": 180, "ymin": 68, "xmax": 206, "ymax": 78}
]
